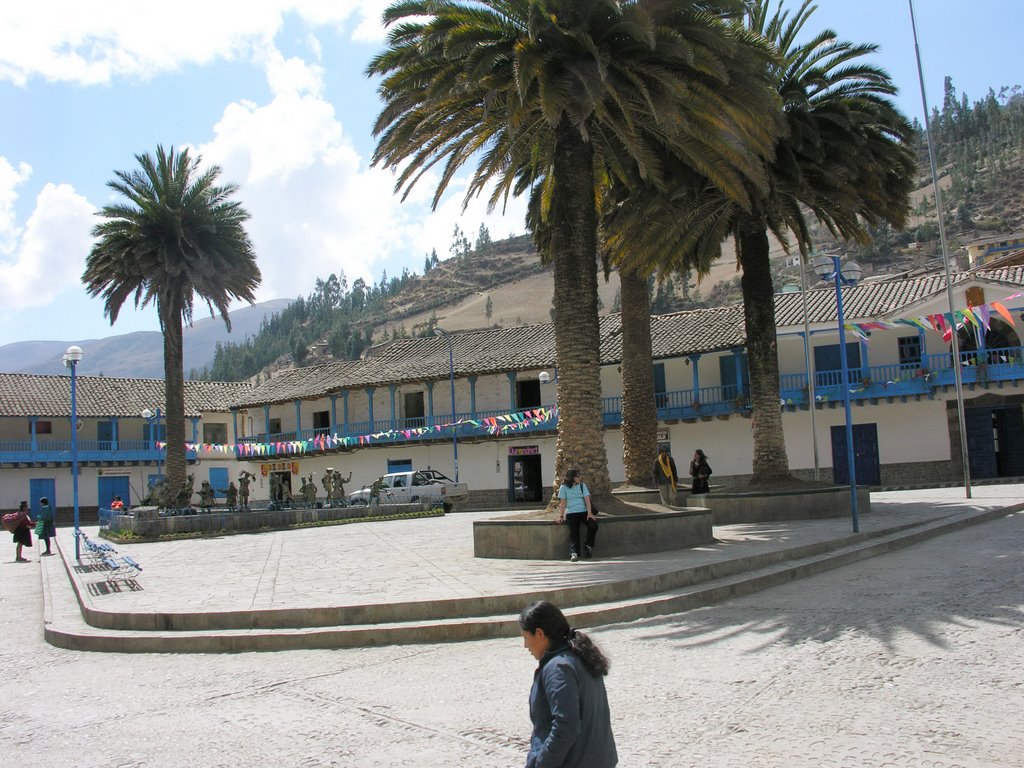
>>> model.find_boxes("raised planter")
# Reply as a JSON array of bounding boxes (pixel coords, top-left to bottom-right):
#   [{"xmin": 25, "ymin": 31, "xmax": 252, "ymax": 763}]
[
  {"xmin": 692, "ymin": 485, "xmax": 872, "ymax": 526},
  {"xmin": 473, "ymin": 508, "xmax": 714, "ymax": 560}
]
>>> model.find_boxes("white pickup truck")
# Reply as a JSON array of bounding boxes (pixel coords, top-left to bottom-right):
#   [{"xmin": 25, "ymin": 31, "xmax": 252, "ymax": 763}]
[{"xmin": 347, "ymin": 470, "xmax": 469, "ymax": 511}]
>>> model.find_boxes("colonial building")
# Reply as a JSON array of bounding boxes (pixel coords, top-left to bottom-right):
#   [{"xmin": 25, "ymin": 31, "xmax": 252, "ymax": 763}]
[{"xmin": 3, "ymin": 267, "xmax": 1023, "ymax": 515}]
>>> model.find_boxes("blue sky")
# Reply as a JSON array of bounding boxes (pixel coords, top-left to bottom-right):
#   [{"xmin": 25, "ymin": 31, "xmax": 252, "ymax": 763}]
[{"xmin": 0, "ymin": 1, "xmax": 1020, "ymax": 346}]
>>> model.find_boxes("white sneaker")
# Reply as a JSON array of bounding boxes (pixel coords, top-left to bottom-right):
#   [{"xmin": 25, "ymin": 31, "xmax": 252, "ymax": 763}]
[{"xmin": 570, "ymin": 552, "xmax": 579, "ymax": 562}]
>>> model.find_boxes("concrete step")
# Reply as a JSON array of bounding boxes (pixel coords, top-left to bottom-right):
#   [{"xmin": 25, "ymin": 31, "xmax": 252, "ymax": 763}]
[{"xmin": 42, "ymin": 504, "xmax": 1020, "ymax": 654}]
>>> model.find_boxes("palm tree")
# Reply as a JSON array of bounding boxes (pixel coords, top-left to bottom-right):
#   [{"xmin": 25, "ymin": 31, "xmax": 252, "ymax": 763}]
[
  {"xmin": 83, "ymin": 146, "xmax": 260, "ymax": 496},
  {"xmin": 367, "ymin": 0, "xmax": 780, "ymax": 500},
  {"xmin": 606, "ymin": 0, "xmax": 916, "ymax": 485}
]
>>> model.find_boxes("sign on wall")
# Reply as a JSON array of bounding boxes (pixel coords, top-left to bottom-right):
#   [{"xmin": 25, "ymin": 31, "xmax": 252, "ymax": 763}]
[
  {"xmin": 508, "ymin": 445, "xmax": 540, "ymax": 456},
  {"xmin": 260, "ymin": 461, "xmax": 299, "ymax": 476}
]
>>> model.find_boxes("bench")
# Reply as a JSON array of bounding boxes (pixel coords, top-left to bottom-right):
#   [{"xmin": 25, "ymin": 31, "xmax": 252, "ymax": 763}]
[{"xmin": 102, "ymin": 554, "xmax": 143, "ymax": 582}]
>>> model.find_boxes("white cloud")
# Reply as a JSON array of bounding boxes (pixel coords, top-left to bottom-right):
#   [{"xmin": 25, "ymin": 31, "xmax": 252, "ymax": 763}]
[
  {"xmin": 0, "ymin": 158, "xmax": 32, "ymax": 256},
  {"xmin": 196, "ymin": 51, "xmax": 527, "ymax": 306},
  {"xmin": 0, "ymin": 179, "xmax": 94, "ymax": 313},
  {"xmin": 0, "ymin": 1, "xmax": 388, "ymax": 86}
]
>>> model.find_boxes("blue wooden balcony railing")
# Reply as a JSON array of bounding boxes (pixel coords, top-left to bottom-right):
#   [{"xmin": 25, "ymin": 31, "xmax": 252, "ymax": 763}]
[{"xmin": 3, "ymin": 345, "xmax": 1024, "ymax": 461}]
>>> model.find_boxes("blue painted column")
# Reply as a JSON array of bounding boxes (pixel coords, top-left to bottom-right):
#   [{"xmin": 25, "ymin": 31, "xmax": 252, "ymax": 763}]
[
  {"xmin": 689, "ymin": 353, "xmax": 701, "ymax": 405},
  {"xmin": 732, "ymin": 349, "xmax": 745, "ymax": 401},
  {"xmin": 468, "ymin": 376, "xmax": 478, "ymax": 418},
  {"xmin": 191, "ymin": 417, "xmax": 199, "ymax": 443},
  {"xmin": 388, "ymin": 384, "xmax": 398, "ymax": 428},
  {"xmin": 341, "ymin": 391, "xmax": 350, "ymax": 434},
  {"xmin": 918, "ymin": 328, "xmax": 928, "ymax": 360},
  {"xmin": 111, "ymin": 418, "xmax": 119, "ymax": 450},
  {"xmin": 329, "ymin": 396, "xmax": 338, "ymax": 433},
  {"xmin": 860, "ymin": 339, "xmax": 870, "ymax": 381},
  {"xmin": 29, "ymin": 417, "xmax": 38, "ymax": 452},
  {"xmin": 294, "ymin": 399, "xmax": 302, "ymax": 438},
  {"xmin": 263, "ymin": 405, "xmax": 271, "ymax": 437},
  {"xmin": 231, "ymin": 410, "xmax": 239, "ymax": 442},
  {"xmin": 426, "ymin": 382, "xmax": 435, "ymax": 426}
]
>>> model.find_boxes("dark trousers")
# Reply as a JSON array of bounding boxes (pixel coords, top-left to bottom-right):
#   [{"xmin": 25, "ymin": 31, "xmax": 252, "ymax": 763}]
[{"xmin": 566, "ymin": 513, "xmax": 598, "ymax": 555}]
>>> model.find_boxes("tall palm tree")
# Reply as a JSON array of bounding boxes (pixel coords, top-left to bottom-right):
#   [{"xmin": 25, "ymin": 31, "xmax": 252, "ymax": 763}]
[
  {"xmin": 83, "ymin": 146, "xmax": 261, "ymax": 496},
  {"xmin": 367, "ymin": 0, "xmax": 780, "ymax": 500},
  {"xmin": 606, "ymin": 0, "xmax": 916, "ymax": 484}
]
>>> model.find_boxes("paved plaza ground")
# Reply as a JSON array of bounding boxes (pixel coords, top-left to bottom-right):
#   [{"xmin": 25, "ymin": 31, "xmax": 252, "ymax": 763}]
[{"xmin": 1, "ymin": 487, "xmax": 1022, "ymax": 767}]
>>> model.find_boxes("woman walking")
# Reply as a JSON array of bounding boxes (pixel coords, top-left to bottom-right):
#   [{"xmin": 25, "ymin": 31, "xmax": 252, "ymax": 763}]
[
  {"xmin": 519, "ymin": 601, "xmax": 617, "ymax": 768},
  {"xmin": 690, "ymin": 449, "xmax": 712, "ymax": 494}
]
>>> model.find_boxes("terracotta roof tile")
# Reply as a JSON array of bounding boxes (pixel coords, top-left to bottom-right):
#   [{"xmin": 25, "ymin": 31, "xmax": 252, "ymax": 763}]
[{"xmin": 0, "ymin": 374, "xmax": 249, "ymax": 418}]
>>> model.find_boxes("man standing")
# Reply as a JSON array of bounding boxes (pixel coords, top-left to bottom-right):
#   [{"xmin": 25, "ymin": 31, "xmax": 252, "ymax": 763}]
[{"xmin": 652, "ymin": 445, "xmax": 679, "ymax": 507}]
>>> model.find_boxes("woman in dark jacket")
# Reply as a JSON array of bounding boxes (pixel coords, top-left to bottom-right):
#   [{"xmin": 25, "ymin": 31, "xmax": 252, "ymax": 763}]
[
  {"xmin": 519, "ymin": 601, "xmax": 617, "ymax": 768},
  {"xmin": 690, "ymin": 449, "xmax": 712, "ymax": 494}
]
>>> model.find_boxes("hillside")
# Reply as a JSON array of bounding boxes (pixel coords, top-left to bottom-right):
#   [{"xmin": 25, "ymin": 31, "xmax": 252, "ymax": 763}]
[{"xmin": 0, "ymin": 299, "xmax": 293, "ymax": 378}]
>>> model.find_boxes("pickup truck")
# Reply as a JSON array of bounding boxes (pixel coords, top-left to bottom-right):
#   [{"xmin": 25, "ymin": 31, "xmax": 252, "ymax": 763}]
[{"xmin": 347, "ymin": 470, "xmax": 469, "ymax": 511}]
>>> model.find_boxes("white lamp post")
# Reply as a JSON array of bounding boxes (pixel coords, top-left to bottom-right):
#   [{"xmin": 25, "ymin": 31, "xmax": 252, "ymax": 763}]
[
  {"xmin": 433, "ymin": 327, "xmax": 459, "ymax": 483},
  {"xmin": 813, "ymin": 254, "xmax": 862, "ymax": 532},
  {"xmin": 63, "ymin": 345, "xmax": 84, "ymax": 560}
]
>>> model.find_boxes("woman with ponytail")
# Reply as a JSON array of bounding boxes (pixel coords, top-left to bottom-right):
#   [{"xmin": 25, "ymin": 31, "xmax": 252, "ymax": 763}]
[{"xmin": 518, "ymin": 601, "xmax": 617, "ymax": 767}]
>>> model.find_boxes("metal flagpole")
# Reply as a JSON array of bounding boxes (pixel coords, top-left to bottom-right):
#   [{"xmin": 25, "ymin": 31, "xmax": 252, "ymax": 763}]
[{"xmin": 909, "ymin": 0, "xmax": 972, "ymax": 497}]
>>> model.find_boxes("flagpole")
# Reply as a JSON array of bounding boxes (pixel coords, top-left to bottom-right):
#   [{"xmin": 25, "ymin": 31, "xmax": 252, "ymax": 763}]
[{"xmin": 909, "ymin": 0, "xmax": 972, "ymax": 497}]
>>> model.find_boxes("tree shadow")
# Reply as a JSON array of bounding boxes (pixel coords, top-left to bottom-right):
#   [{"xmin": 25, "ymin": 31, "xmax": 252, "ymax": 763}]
[{"xmin": 620, "ymin": 513, "xmax": 1024, "ymax": 654}]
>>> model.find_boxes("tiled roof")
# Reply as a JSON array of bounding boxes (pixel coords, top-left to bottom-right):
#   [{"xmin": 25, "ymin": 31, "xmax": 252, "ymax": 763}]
[
  {"xmin": 7, "ymin": 270, "xmax": 1024, "ymax": 415},
  {"xmin": 230, "ymin": 310, "xmax": 748, "ymax": 407},
  {"xmin": 0, "ymin": 374, "xmax": 250, "ymax": 418},
  {"xmin": 774, "ymin": 269, "xmax": 1024, "ymax": 327}
]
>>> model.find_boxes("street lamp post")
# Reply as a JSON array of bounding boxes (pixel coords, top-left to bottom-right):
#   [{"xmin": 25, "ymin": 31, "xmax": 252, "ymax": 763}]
[
  {"xmin": 433, "ymin": 327, "xmax": 459, "ymax": 483},
  {"xmin": 63, "ymin": 345, "xmax": 84, "ymax": 560},
  {"xmin": 813, "ymin": 254, "xmax": 862, "ymax": 533},
  {"xmin": 141, "ymin": 407, "xmax": 163, "ymax": 484}
]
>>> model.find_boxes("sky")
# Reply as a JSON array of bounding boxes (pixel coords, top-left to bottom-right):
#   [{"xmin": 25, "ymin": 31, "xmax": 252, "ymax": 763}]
[{"xmin": 0, "ymin": 0, "xmax": 1021, "ymax": 346}]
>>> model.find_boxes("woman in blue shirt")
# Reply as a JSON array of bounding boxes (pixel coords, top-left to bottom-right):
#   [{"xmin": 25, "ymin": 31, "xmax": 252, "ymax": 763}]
[
  {"xmin": 520, "ymin": 601, "xmax": 618, "ymax": 768},
  {"xmin": 557, "ymin": 468, "xmax": 598, "ymax": 562}
]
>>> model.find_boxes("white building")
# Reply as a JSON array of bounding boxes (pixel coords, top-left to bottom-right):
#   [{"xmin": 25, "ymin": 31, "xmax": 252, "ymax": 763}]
[{"xmin": 2, "ymin": 267, "xmax": 1023, "ymax": 516}]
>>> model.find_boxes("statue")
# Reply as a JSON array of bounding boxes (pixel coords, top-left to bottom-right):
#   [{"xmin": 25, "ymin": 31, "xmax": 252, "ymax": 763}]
[
  {"xmin": 175, "ymin": 473, "xmax": 195, "ymax": 509},
  {"xmin": 238, "ymin": 471, "xmax": 255, "ymax": 509},
  {"xmin": 369, "ymin": 475, "xmax": 385, "ymax": 507},
  {"xmin": 332, "ymin": 471, "xmax": 353, "ymax": 503},
  {"xmin": 225, "ymin": 481, "xmax": 238, "ymax": 511},
  {"xmin": 270, "ymin": 473, "xmax": 283, "ymax": 504},
  {"xmin": 303, "ymin": 473, "xmax": 317, "ymax": 506},
  {"xmin": 322, "ymin": 468, "xmax": 336, "ymax": 503},
  {"xmin": 197, "ymin": 480, "xmax": 216, "ymax": 510}
]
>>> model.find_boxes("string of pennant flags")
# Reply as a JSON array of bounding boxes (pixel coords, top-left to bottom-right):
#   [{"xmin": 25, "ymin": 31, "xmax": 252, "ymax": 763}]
[
  {"xmin": 844, "ymin": 292, "xmax": 1022, "ymax": 344},
  {"xmin": 158, "ymin": 406, "xmax": 558, "ymax": 457}
]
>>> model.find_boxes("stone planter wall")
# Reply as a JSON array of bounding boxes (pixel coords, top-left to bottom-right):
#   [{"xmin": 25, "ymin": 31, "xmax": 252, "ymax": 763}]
[
  {"xmin": 693, "ymin": 486, "xmax": 872, "ymax": 526},
  {"xmin": 473, "ymin": 508, "xmax": 713, "ymax": 560}
]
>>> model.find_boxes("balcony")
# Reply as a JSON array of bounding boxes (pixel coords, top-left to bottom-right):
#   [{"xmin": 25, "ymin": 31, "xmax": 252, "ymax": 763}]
[
  {"xmin": 0, "ymin": 438, "xmax": 195, "ymax": 466},
  {"xmin": 3, "ymin": 346, "xmax": 1022, "ymax": 463}
]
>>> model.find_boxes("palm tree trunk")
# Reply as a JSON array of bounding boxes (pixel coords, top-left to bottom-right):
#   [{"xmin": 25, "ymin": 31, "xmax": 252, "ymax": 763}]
[
  {"xmin": 160, "ymin": 298, "xmax": 188, "ymax": 495},
  {"xmin": 737, "ymin": 223, "xmax": 793, "ymax": 483},
  {"xmin": 549, "ymin": 117, "xmax": 611, "ymax": 503},
  {"xmin": 619, "ymin": 268, "xmax": 658, "ymax": 486}
]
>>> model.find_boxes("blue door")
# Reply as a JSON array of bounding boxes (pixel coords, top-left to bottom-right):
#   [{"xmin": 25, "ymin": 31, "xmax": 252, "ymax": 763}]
[
  {"xmin": 815, "ymin": 343, "xmax": 862, "ymax": 387},
  {"xmin": 965, "ymin": 407, "xmax": 997, "ymax": 479},
  {"xmin": 98, "ymin": 476, "xmax": 131, "ymax": 509},
  {"xmin": 830, "ymin": 423, "xmax": 880, "ymax": 486},
  {"xmin": 97, "ymin": 420, "xmax": 114, "ymax": 450},
  {"xmin": 29, "ymin": 478, "xmax": 56, "ymax": 517},
  {"xmin": 718, "ymin": 353, "xmax": 750, "ymax": 402},
  {"xmin": 653, "ymin": 363, "xmax": 668, "ymax": 409},
  {"xmin": 208, "ymin": 467, "xmax": 229, "ymax": 498}
]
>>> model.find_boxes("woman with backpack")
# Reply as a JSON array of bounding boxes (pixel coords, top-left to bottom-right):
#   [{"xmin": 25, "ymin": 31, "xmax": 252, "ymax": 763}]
[
  {"xmin": 519, "ymin": 601, "xmax": 618, "ymax": 768},
  {"xmin": 5, "ymin": 500, "xmax": 34, "ymax": 562}
]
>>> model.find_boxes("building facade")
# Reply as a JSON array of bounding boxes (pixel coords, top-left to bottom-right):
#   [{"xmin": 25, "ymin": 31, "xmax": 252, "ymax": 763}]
[{"xmin": 2, "ymin": 268, "xmax": 1023, "ymax": 514}]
